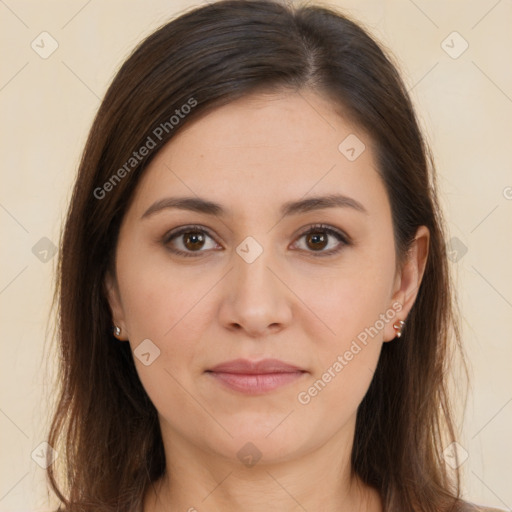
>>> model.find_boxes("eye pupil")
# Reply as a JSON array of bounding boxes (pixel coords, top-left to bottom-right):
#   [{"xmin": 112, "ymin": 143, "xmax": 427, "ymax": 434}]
[
  {"xmin": 166, "ymin": 225, "xmax": 345, "ymax": 258},
  {"xmin": 306, "ymin": 231, "xmax": 328, "ymax": 251},
  {"xmin": 184, "ymin": 232, "xmax": 205, "ymax": 250}
]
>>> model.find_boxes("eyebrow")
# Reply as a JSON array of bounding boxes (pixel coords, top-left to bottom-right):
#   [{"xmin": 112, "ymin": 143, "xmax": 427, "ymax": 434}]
[{"xmin": 140, "ymin": 193, "xmax": 368, "ymax": 220}]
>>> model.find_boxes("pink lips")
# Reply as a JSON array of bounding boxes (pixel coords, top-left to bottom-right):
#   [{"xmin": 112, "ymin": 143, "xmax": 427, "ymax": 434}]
[{"xmin": 206, "ymin": 358, "xmax": 307, "ymax": 395}]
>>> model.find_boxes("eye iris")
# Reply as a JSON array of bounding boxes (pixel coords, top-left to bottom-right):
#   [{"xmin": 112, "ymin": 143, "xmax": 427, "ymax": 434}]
[
  {"xmin": 306, "ymin": 231, "xmax": 328, "ymax": 251},
  {"xmin": 183, "ymin": 231, "xmax": 205, "ymax": 250},
  {"xmin": 173, "ymin": 228, "xmax": 338, "ymax": 254}
]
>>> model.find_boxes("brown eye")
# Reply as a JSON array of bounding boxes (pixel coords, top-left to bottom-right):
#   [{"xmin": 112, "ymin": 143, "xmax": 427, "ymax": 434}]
[
  {"xmin": 163, "ymin": 225, "xmax": 220, "ymax": 257},
  {"xmin": 163, "ymin": 223, "xmax": 350, "ymax": 259},
  {"xmin": 293, "ymin": 224, "xmax": 350, "ymax": 256},
  {"xmin": 305, "ymin": 231, "xmax": 328, "ymax": 251},
  {"xmin": 182, "ymin": 231, "xmax": 206, "ymax": 251}
]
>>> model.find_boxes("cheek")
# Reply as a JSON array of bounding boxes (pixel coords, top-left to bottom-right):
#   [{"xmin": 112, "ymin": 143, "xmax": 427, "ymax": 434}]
[
  {"xmin": 116, "ymin": 235, "xmax": 203, "ymax": 340},
  {"xmin": 295, "ymin": 343, "xmax": 380, "ymax": 443},
  {"xmin": 299, "ymin": 260, "xmax": 395, "ymax": 348},
  {"xmin": 294, "ymin": 274, "xmax": 389, "ymax": 428},
  {"xmin": 113, "ymin": 242, "xmax": 200, "ymax": 398},
  {"xmin": 115, "ymin": 240, "xmax": 223, "ymax": 378},
  {"xmin": 116, "ymin": 258, "xmax": 211, "ymax": 428},
  {"xmin": 293, "ymin": 239, "xmax": 395, "ymax": 398}
]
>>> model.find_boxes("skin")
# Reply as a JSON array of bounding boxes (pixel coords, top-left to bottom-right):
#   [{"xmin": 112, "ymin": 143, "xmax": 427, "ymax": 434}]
[{"xmin": 105, "ymin": 89, "xmax": 429, "ymax": 512}]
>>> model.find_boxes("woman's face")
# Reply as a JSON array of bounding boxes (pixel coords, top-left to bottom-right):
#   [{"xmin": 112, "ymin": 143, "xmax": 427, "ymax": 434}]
[{"xmin": 106, "ymin": 89, "xmax": 428, "ymax": 465}]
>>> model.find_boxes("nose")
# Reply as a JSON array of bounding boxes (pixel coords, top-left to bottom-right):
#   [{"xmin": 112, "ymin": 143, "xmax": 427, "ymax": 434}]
[{"xmin": 217, "ymin": 241, "xmax": 293, "ymax": 338}]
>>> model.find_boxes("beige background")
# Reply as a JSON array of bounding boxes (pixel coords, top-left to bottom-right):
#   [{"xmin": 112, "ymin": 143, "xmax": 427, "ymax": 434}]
[{"xmin": 1, "ymin": 0, "xmax": 511, "ymax": 510}]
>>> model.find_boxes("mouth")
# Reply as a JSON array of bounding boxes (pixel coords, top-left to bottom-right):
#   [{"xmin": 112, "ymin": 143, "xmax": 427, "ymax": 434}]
[{"xmin": 205, "ymin": 358, "xmax": 308, "ymax": 395}]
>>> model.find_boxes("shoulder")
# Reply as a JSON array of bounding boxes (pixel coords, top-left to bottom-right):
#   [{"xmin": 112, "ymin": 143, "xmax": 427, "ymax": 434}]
[{"xmin": 458, "ymin": 501, "xmax": 507, "ymax": 512}]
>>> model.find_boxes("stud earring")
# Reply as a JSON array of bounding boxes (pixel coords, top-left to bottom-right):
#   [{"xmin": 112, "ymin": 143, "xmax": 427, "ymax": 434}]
[
  {"xmin": 393, "ymin": 320, "xmax": 405, "ymax": 338},
  {"xmin": 113, "ymin": 325, "xmax": 122, "ymax": 338}
]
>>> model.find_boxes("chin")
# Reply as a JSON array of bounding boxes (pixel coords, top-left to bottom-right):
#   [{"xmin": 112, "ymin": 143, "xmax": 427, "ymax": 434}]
[{"xmin": 198, "ymin": 416, "xmax": 315, "ymax": 467}]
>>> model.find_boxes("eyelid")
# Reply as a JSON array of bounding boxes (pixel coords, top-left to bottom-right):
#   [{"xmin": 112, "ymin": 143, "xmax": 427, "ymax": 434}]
[
  {"xmin": 162, "ymin": 224, "xmax": 222, "ymax": 257},
  {"xmin": 162, "ymin": 224, "xmax": 217, "ymax": 244},
  {"xmin": 291, "ymin": 223, "xmax": 351, "ymax": 256},
  {"xmin": 294, "ymin": 223, "xmax": 350, "ymax": 245},
  {"xmin": 162, "ymin": 223, "xmax": 351, "ymax": 257}
]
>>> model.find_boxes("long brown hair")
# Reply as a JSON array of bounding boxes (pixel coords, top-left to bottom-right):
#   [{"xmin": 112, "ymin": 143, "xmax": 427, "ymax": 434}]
[{"xmin": 46, "ymin": 1, "xmax": 467, "ymax": 510}]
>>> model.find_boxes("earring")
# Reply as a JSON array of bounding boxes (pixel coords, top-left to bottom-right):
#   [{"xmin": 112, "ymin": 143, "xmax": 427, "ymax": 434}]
[
  {"xmin": 393, "ymin": 320, "xmax": 405, "ymax": 338},
  {"xmin": 113, "ymin": 325, "xmax": 122, "ymax": 338}
]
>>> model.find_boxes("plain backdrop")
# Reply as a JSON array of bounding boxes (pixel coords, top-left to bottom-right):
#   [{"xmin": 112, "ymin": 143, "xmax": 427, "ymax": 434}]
[{"xmin": 0, "ymin": 1, "xmax": 511, "ymax": 510}]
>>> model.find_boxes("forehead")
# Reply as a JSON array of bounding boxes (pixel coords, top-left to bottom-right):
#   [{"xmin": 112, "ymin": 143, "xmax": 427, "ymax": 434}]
[{"xmin": 129, "ymin": 90, "xmax": 389, "ymax": 221}]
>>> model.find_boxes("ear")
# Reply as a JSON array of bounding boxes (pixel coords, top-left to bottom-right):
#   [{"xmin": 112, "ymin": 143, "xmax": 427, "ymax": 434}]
[
  {"xmin": 104, "ymin": 270, "xmax": 129, "ymax": 340},
  {"xmin": 383, "ymin": 225, "xmax": 430, "ymax": 342}
]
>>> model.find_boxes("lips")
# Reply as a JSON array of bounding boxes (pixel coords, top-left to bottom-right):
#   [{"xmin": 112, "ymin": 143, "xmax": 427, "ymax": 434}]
[
  {"xmin": 206, "ymin": 358, "xmax": 307, "ymax": 394},
  {"xmin": 208, "ymin": 358, "xmax": 305, "ymax": 374}
]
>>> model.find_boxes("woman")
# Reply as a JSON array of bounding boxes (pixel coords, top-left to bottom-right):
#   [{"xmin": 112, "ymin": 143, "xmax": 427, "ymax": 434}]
[{"xmin": 45, "ymin": 1, "xmax": 504, "ymax": 511}]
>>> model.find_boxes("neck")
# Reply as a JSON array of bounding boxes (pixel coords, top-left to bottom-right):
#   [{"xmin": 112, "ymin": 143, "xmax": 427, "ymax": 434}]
[{"xmin": 143, "ymin": 421, "xmax": 382, "ymax": 512}]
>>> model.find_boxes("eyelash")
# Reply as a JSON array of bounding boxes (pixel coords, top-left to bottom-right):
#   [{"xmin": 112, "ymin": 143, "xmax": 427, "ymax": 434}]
[{"xmin": 162, "ymin": 223, "xmax": 351, "ymax": 258}]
